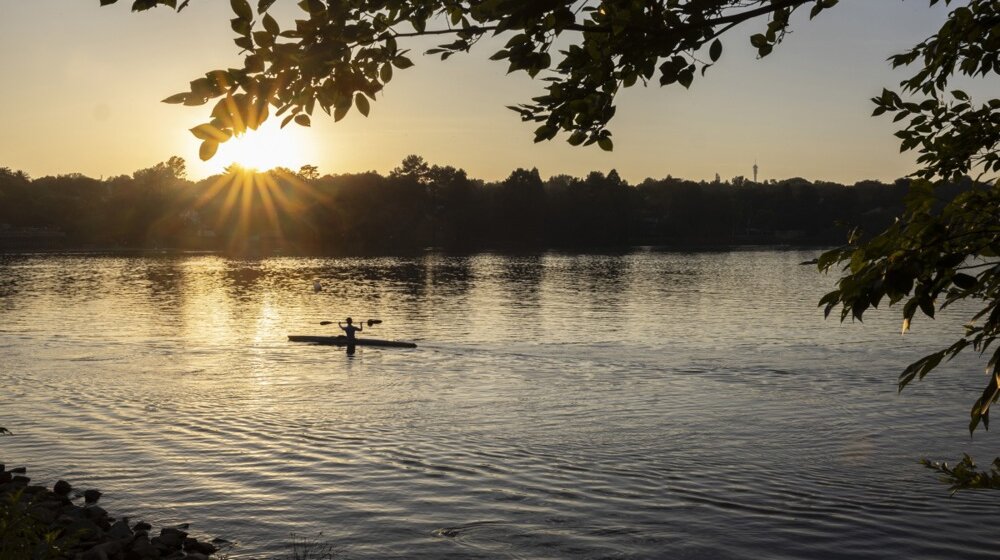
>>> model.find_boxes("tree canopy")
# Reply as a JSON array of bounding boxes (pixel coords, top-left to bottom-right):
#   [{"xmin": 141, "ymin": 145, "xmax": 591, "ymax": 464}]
[
  {"xmin": 0, "ymin": 157, "xmax": 914, "ymax": 253},
  {"xmin": 96, "ymin": 0, "xmax": 1000, "ymax": 489},
  {"xmin": 100, "ymin": 0, "xmax": 841, "ymax": 158},
  {"xmin": 813, "ymin": 0, "xmax": 998, "ymax": 442}
]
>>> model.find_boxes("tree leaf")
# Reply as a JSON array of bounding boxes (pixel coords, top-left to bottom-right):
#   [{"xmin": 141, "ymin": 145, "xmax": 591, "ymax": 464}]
[
  {"xmin": 953, "ymin": 273, "xmax": 978, "ymax": 290},
  {"xmin": 230, "ymin": 0, "xmax": 252, "ymax": 20},
  {"xmin": 161, "ymin": 92, "xmax": 189, "ymax": 104},
  {"xmin": 262, "ymin": 13, "xmax": 279, "ymax": 35},
  {"xmin": 199, "ymin": 140, "xmax": 219, "ymax": 161},
  {"xmin": 355, "ymin": 93, "xmax": 370, "ymax": 117},
  {"xmin": 190, "ymin": 123, "xmax": 229, "ymax": 141},
  {"xmin": 392, "ymin": 56, "xmax": 414, "ymax": 69},
  {"xmin": 709, "ymin": 39, "xmax": 722, "ymax": 62},
  {"xmin": 380, "ymin": 63, "xmax": 393, "ymax": 83}
]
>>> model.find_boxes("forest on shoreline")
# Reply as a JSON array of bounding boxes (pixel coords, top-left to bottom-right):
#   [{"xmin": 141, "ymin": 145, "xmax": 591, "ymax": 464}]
[{"xmin": 0, "ymin": 156, "xmax": 967, "ymax": 255}]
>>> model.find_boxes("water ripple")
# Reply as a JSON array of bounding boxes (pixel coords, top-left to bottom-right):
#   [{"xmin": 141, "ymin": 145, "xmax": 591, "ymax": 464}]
[{"xmin": 1, "ymin": 251, "xmax": 997, "ymax": 559}]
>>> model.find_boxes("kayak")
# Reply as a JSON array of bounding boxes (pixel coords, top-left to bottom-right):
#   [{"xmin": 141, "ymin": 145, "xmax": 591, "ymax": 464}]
[{"xmin": 288, "ymin": 335, "xmax": 417, "ymax": 349}]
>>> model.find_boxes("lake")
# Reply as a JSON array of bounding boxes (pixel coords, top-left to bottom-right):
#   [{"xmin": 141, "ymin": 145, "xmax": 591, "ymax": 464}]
[{"xmin": 1, "ymin": 250, "xmax": 998, "ymax": 559}]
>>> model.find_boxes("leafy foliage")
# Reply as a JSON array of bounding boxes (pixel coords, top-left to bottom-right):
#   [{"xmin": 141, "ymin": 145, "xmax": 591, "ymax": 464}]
[
  {"xmin": 871, "ymin": 0, "xmax": 1000, "ymax": 183},
  {"xmin": 816, "ymin": 0, "xmax": 1000, "ymax": 442},
  {"xmin": 817, "ymin": 180, "xmax": 1000, "ymax": 431},
  {"xmin": 0, "ymin": 490, "xmax": 63, "ymax": 560},
  {"xmin": 99, "ymin": 0, "xmax": 841, "ymax": 158},
  {"xmin": 922, "ymin": 454, "xmax": 1000, "ymax": 494}
]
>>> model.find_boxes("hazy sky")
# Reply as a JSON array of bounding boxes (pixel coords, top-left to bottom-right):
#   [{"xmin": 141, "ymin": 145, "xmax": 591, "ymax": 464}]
[{"xmin": 0, "ymin": 1, "xmax": 986, "ymax": 183}]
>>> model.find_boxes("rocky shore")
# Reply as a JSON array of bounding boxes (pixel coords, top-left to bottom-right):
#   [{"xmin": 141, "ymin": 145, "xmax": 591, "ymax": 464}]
[{"xmin": 0, "ymin": 464, "xmax": 224, "ymax": 559}]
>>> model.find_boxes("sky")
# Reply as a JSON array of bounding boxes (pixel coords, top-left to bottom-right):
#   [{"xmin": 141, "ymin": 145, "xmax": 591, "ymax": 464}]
[{"xmin": 0, "ymin": 1, "xmax": 989, "ymax": 184}]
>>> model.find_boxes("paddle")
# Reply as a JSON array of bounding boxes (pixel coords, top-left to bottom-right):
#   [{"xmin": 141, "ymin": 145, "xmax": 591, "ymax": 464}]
[{"xmin": 320, "ymin": 319, "xmax": 382, "ymax": 326}]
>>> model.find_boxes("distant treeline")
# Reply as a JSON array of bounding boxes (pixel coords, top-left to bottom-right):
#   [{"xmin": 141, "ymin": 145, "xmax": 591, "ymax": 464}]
[{"xmin": 0, "ymin": 156, "xmax": 965, "ymax": 254}]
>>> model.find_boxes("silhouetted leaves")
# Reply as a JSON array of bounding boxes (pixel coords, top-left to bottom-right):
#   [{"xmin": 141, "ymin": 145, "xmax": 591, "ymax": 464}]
[
  {"xmin": 355, "ymin": 94, "xmax": 370, "ymax": 117},
  {"xmin": 161, "ymin": 93, "xmax": 189, "ymax": 104},
  {"xmin": 815, "ymin": 0, "xmax": 1000, "ymax": 469},
  {"xmin": 709, "ymin": 39, "xmax": 723, "ymax": 62},
  {"xmin": 103, "ymin": 0, "xmax": 848, "ymax": 157},
  {"xmin": 922, "ymin": 454, "xmax": 1000, "ymax": 494},
  {"xmin": 230, "ymin": 0, "xmax": 252, "ymax": 21},
  {"xmin": 199, "ymin": 140, "xmax": 219, "ymax": 161}
]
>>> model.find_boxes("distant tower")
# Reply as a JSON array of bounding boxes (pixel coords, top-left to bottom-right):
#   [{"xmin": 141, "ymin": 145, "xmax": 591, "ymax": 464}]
[{"xmin": 753, "ymin": 161, "xmax": 759, "ymax": 183}]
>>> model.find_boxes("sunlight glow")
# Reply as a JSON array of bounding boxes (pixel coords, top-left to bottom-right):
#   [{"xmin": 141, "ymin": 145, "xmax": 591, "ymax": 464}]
[
  {"xmin": 209, "ymin": 120, "xmax": 313, "ymax": 174},
  {"xmin": 188, "ymin": 164, "xmax": 332, "ymax": 254}
]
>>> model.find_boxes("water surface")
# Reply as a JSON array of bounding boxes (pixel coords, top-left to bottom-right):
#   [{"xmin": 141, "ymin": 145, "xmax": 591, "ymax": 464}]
[{"xmin": 1, "ymin": 250, "xmax": 998, "ymax": 558}]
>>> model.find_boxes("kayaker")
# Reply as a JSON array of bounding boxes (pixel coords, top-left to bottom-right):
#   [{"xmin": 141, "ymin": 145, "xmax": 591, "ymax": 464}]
[{"xmin": 339, "ymin": 317, "xmax": 362, "ymax": 342}]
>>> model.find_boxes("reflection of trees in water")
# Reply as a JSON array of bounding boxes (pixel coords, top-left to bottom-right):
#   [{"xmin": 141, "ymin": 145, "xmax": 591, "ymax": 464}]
[
  {"xmin": 222, "ymin": 260, "xmax": 267, "ymax": 302},
  {"xmin": 0, "ymin": 256, "xmax": 191, "ymax": 317},
  {"xmin": 49, "ymin": 258, "xmax": 119, "ymax": 302},
  {"xmin": 497, "ymin": 255, "xmax": 544, "ymax": 309},
  {"xmin": 0, "ymin": 255, "xmax": 26, "ymax": 302},
  {"xmin": 350, "ymin": 259, "xmax": 427, "ymax": 302},
  {"xmin": 562, "ymin": 253, "xmax": 628, "ymax": 287},
  {"xmin": 566, "ymin": 253, "xmax": 631, "ymax": 312},
  {"xmin": 425, "ymin": 255, "xmax": 473, "ymax": 298},
  {"xmin": 302, "ymin": 255, "xmax": 479, "ymax": 326},
  {"xmin": 137, "ymin": 257, "xmax": 185, "ymax": 312}
]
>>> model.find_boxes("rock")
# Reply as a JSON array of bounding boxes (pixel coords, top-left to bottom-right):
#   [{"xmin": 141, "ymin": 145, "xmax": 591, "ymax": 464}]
[
  {"xmin": 184, "ymin": 538, "xmax": 217, "ymax": 555},
  {"xmin": 28, "ymin": 504, "xmax": 58, "ymax": 525},
  {"xmin": 54, "ymin": 479, "xmax": 72, "ymax": 496},
  {"xmin": 0, "ymin": 471, "xmax": 11, "ymax": 484},
  {"xmin": 84, "ymin": 489, "xmax": 102, "ymax": 504},
  {"xmin": 185, "ymin": 553, "xmax": 209, "ymax": 560},
  {"xmin": 157, "ymin": 527, "xmax": 188, "ymax": 549},
  {"xmin": 10, "ymin": 466, "xmax": 26, "ymax": 474},
  {"xmin": 80, "ymin": 539, "xmax": 124, "ymax": 560},
  {"xmin": 108, "ymin": 519, "xmax": 133, "ymax": 540},
  {"xmin": 160, "ymin": 551, "xmax": 185, "ymax": 560},
  {"xmin": 24, "ymin": 484, "xmax": 48, "ymax": 496},
  {"xmin": 150, "ymin": 537, "xmax": 168, "ymax": 552},
  {"xmin": 58, "ymin": 504, "xmax": 88, "ymax": 523},
  {"xmin": 83, "ymin": 504, "xmax": 111, "ymax": 531},
  {"xmin": 62, "ymin": 518, "xmax": 103, "ymax": 542},
  {"xmin": 33, "ymin": 498, "xmax": 64, "ymax": 512},
  {"xmin": 84, "ymin": 504, "xmax": 109, "ymax": 520},
  {"xmin": 150, "ymin": 536, "xmax": 179, "ymax": 555},
  {"xmin": 10, "ymin": 475, "xmax": 30, "ymax": 486},
  {"xmin": 133, "ymin": 521, "xmax": 152, "ymax": 533},
  {"xmin": 128, "ymin": 535, "xmax": 159, "ymax": 559}
]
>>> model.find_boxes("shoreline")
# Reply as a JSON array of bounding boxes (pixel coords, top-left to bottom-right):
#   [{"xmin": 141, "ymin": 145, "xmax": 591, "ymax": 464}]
[
  {"xmin": 0, "ymin": 463, "xmax": 225, "ymax": 559},
  {"xmin": 0, "ymin": 241, "xmax": 835, "ymax": 258}
]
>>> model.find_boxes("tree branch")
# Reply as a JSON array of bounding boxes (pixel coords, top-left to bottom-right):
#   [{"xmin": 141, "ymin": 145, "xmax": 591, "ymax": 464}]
[{"xmin": 390, "ymin": 0, "xmax": 811, "ymax": 39}]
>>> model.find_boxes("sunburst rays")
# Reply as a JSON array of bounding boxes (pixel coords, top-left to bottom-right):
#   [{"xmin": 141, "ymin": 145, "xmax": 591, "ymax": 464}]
[
  {"xmin": 210, "ymin": 120, "xmax": 309, "ymax": 173},
  {"xmin": 187, "ymin": 166, "xmax": 333, "ymax": 253}
]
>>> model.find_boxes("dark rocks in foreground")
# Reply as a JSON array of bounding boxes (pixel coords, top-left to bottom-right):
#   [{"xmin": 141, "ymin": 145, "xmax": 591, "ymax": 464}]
[{"xmin": 0, "ymin": 464, "xmax": 223, "ymax": 559}]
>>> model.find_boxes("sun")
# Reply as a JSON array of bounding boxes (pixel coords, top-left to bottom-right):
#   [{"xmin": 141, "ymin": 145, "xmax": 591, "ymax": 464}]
[{"xmin": 210, "ymin": 119, "xmax": 311, "ymax": 173}]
